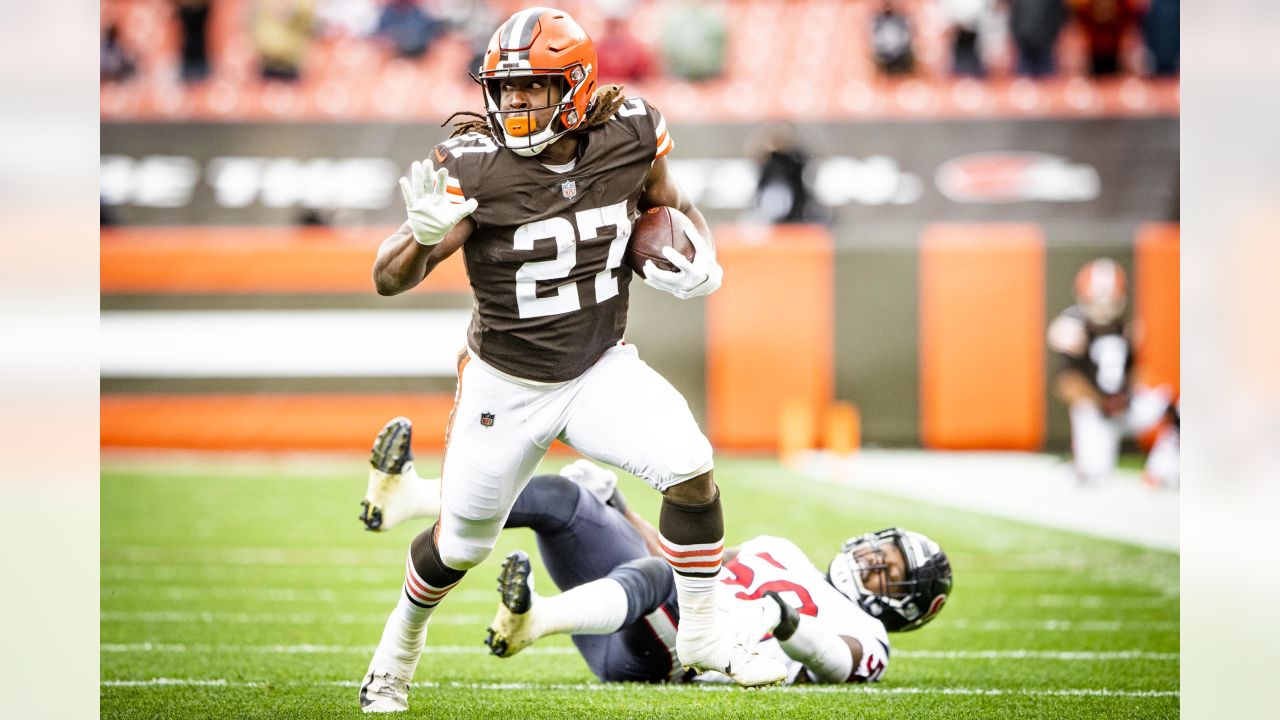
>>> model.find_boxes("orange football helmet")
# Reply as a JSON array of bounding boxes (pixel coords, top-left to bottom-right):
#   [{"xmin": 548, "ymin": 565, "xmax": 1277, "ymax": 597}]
[
  {"xmin": 1074, "ymin": 258, "xmax": 1127, "ymax": 325},
  {"xmin": 475, "ymin": 8, "xmax": 598, "ymax": 157}
]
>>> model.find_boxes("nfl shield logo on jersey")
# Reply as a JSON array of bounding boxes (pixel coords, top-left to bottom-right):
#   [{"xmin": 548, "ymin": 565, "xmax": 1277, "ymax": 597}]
[
  {"xmin": 561, "ymin": 180, "xmax": 577, "ymax": 200},
  {"xmin": 480, "ymin": 412, "xmax": 495, "ymax": 428}
]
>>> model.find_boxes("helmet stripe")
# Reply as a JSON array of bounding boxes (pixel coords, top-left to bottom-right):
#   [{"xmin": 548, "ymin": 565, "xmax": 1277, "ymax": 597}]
[{"xmin": 502, "ymin": 7, "xmax": 546, "ymax": 56}]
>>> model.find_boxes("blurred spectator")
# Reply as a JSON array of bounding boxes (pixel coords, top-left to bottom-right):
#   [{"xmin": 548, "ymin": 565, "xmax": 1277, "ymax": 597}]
[
  {"xmin": 316, "ymin": 0, "xmax": 379, "ymax": 38},
  {"xmin": 438, "ymin": 0, "xmax": 497, "ymax": 76},
  {"xmin": 940, "ymin": 0, "xmax": 991, "ymax": 77},
  {"xmin": 1142, "ymin": 0, "xmax": 1178, "ymax": 75},
  {"xmin": 1071, "ymin": 0, "xmax": 1136, "ymax": 77},
  {"xmin": 752, "ymin": 124, "xmax": 816, "ymax": 225},
  {"xmin": 253, "ymin": 0, "xmax": 316, "ymax": 81},
  {"xmin": 175, "ymin": 0, "xmax": 211, "ymax": 83},
  {"xmin": 871, "ymin": 1, "xmax": 916, "ymax": 76},
  {"xmin": 1010, "ymin": 0, "xmax": 1067, "ymax": 78},
  {"xmin": 596, "ymin": 18, "xmax": 654, "ymax": 83},
  {"xmin": 100, "ymin": 24, "xmax": 137, "ymax": 83},
  {"xmin": 374, "ymin": 0, "xmax": 446, "ymax": 60},
  {"xmin": 660, "ymin": 0, "xmax": 726, "ymax": 82}
]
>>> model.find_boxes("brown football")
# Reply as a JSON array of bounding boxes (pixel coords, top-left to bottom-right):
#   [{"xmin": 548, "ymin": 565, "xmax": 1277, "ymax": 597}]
[{"xmin": 626, "ymin": 206, "xmax": 696, "ymax": 279}]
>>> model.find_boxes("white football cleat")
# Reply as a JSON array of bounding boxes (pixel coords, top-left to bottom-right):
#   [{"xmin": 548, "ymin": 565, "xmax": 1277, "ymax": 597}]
[
  {"xmin": 484, "ymin": 550, "xmax": 540, "ymax": 658},
  {"xmin": 358, "ymin": 669, "xmax": 410, "ymax": 713},
  {"xmin": 361, "ymin": 417, "xmax": 415, "ymax": 532},
  {"xmin": 679, "ymin": 634, "xmax": 786, "ymax": 688},
  {"xmin": 559, "ymin": 459, "xmax": 618, "ymax": 506}
]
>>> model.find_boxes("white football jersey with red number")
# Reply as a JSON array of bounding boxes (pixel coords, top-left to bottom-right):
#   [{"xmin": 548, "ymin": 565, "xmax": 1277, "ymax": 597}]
[{"xmin": 715, "ymin": 535, "xmax": 890, "ymax": 683}]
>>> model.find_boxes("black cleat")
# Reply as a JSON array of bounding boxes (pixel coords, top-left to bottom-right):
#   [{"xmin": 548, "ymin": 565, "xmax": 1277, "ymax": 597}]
[
  {"xmin": 484, "ymin": 550, "xmax": 536, "ymax": 658},
  {"xmin": 361, "ymin": 417, "xmax": 415, "ymax": 532},
  {"xmin": 370, "ymin": 417, "xmax": 414, "ymax": 474}
]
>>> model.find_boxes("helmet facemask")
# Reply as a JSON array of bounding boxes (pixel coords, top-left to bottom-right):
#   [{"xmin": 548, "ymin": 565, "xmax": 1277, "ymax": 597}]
[
  {"xmin": 828, "ymin": 528, "xmax": 952, "ymax": 632},
  {"xmin": 476, "ymin": 64, "xmax": 592, "ymax": 157}
]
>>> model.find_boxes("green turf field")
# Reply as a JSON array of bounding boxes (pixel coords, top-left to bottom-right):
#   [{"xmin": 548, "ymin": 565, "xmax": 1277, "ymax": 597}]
[{"xmin": 101, "ymin": 454, "xmax": 1178, "ymax": 719}]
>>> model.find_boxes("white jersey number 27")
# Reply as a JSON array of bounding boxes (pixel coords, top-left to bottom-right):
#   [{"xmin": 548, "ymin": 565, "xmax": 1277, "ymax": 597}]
[{"xmin": 512, "ymin": 200, "xmax": 631, "ymax": 319}]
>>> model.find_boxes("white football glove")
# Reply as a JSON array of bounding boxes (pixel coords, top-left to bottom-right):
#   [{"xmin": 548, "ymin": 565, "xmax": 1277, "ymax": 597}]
[
  {"xmin": 399, "ymin": 159, "xmax": 478, "ymax": 246},
  {"xmin": 725, "ymin": 596, "xmax": 783, "ymax": 651},
  {"xmin": 642, "ymin": 224, "xmax": 723, "ymax": 300}
]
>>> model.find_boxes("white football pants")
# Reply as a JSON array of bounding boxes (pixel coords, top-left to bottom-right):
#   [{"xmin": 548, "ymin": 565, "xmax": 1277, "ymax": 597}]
[
  {"xmin": 435, "ymin": 342, "xmax": 713, "ymax": 571},
  {"xmin": 1070, "ymin": 385, "xmax": 1174, "ymax": 483}
]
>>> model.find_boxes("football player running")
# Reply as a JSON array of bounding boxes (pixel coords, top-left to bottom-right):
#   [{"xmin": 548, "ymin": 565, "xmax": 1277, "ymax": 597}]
[
  {"xmin": 1047, "ymin": 259, "xmax": 1179, "ymax": 487},
  {"xmin": 359, "ymin": 418, "xmax": 952, "ymax": 686},
  {"xmin": 360, "ymin": 8, "xmax": 771, "ymax": 713}
]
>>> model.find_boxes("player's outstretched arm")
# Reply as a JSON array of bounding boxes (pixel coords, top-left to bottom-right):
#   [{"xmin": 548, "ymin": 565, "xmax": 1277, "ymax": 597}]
[
  {"xmin": 373, "ymin": 160, "xmax": 476, "ymax": 296},
  {"xmin": 373, "ymin": 219, "xmax": 471, "ymax": 296},
  {"xmin": 764, "ymin": 592, "xmax": 865, "ymax": 683}
]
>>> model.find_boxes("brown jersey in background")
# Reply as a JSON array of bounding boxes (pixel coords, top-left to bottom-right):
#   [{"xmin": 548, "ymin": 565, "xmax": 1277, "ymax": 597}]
[{"xmin": 433, "ymin": 97, "xmax": 671, "ymax": 382}]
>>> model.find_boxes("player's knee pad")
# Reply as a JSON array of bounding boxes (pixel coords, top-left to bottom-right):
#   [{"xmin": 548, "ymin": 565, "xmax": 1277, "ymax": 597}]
[
  {"xmin": 609, "ymin": 557, "xmax": 675, "ymax": 625},
  {"xmin": 435, "ymin": 511, "xmax": 500, "ymax": 571}
]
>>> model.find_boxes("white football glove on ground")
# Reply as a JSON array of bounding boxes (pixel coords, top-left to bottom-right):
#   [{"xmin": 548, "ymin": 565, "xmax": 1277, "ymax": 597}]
[
  {"xmin": 399, "ymin": 159, "xmax": 478, "ymax": 246},
  {"xmin": 726, "ymin": 596, "xmax": 783, "ymax": 650},
  {"xmin": 642, "ymin": 225, "xmax": 723, "ymax": 300}
]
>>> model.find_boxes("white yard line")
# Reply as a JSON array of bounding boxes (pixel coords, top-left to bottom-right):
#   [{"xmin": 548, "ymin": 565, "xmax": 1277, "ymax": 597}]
[
  {"xmin": 100, "ymin": 585, "xmax": 496, "ymax": 604},
  {"xmin": 99, "ymin": 611, "xmax": 1174, "ymax": 631},
  {"xmin": 100, "ymin": 611, "xmax": 488, "ymax": 626},
  {"xmin": 100, "ymin": 678, "xmax": 1178, "ymax": 698},
  {"xmin": 99, "ymin": 643, "xmax": 1177, "ymax": 661}
]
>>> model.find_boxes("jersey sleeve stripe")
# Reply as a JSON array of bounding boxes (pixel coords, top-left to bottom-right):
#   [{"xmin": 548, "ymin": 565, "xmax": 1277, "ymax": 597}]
[
  {"xmin": 445, "ymin": 185, "xmax": 465, "ymax": 197},
  {"xmin": 656, "ymin": 132, "xmax": 674, "ymax": 158}
]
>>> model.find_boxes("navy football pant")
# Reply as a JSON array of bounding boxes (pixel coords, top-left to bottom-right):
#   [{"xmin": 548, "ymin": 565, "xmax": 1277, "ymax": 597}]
[{"xmin": 504, "ymin": 474, "xmax": 680, "ymax": 682}]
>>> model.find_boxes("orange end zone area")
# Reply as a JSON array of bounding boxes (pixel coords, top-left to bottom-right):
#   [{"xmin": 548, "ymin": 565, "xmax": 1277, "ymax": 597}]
[
  {"xmin": 101, "ymin": 227, "xmax": 471, "ymax": 294},
  {"xmin": 707, "ymin": 225, "xmax": 834, "ymax": 451},
  {"xmin": 1135, "ymin": 223, "xmax": 1180, "ymax": 396},
  {"xmin": 919, "ymin": 224, "xmax": 1046, "ymax": 450},
  {"xmin": 102, "ymin": 394, "xmax": 459, "ymax": 451}
]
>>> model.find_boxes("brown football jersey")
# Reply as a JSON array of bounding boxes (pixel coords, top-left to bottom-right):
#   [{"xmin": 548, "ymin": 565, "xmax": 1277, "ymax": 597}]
[{"xmin": 432, "ymin": 97, "xmax": 674, "ymax": 382}]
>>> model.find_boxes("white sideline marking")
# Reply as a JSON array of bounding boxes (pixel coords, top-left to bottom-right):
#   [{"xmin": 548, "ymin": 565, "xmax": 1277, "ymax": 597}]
[
  {"xmin": 896, "ymin": 650, "xmax": 1177, "ymax": 661},
  {"xmin": 99, "ymin": 611, "xmax": 1174, "ymax": 631},
  {"xmin": 99, "ymin": 611, "xmax": 1176, "ymax": 632},
  {"xmin": 1032, "ymin": 594, "xmax": 1175, "ymax": 609},
  {"xmin": 100, "ymin": 584, "xmax": 1175, "ymax": 610},
  {"xmin": 100, "ymin": 678, "xmax": 1179, "ymax": 698},
  {"xmin": 100, "ymin": 611, "xmax": 488, "ymax": 626},
  {"xmin": 100, "ymin": 585, "xmax": 496, "ymax": 604},
  {"xmin": 100, "ymin": 643, "xmax": 576, "ymax": 655},
  {"xmin": 943, "ymin": 619, "xmax": 1178, "ymax": 632},
  {"xmin": 796, "ymin": 450, "xmax": 1179, "ymax": 551},
  {"xmin": 105, "ymin": 546, "xmax": 405, "ymax": 566},
  {"xmin": 99, "ymin": 643, "xmax": 1177, "ymax": 662}
]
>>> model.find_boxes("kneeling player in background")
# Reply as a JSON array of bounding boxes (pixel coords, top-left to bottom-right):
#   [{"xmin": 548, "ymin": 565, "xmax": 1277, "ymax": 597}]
[
  {"xmin": 1048, "ymin": 259, "xmax": 1179, "ymax": 487},
  {"xmin": 360, "ymin": 418, "xmax": 952, "ymax": 684}
]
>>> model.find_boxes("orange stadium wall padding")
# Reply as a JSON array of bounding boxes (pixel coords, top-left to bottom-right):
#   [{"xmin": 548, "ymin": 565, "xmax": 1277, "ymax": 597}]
[
  {"xmin": 101, "ymin": 394, "xmax": 457, "ymax": 452},
  {"xmin": 1135, "ymin": 223, "xmax": 1180, "ymax": 396},
  {"xmin": 706, "ymin": 226, "xmax": 834, "ymax": 451},
  {"xmin": 100, "ymin": 227, "xmax": 471, "ymax": 294},
  {"xmin": 919, "ymin": 224, "xmax": 1046, "ymax": 450}
]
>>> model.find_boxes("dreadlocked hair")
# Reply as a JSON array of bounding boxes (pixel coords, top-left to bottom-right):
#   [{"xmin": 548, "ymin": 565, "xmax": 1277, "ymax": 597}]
[{"xmin": 442, "ymin": 84, "xmax": 627, "ymax": 139}]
